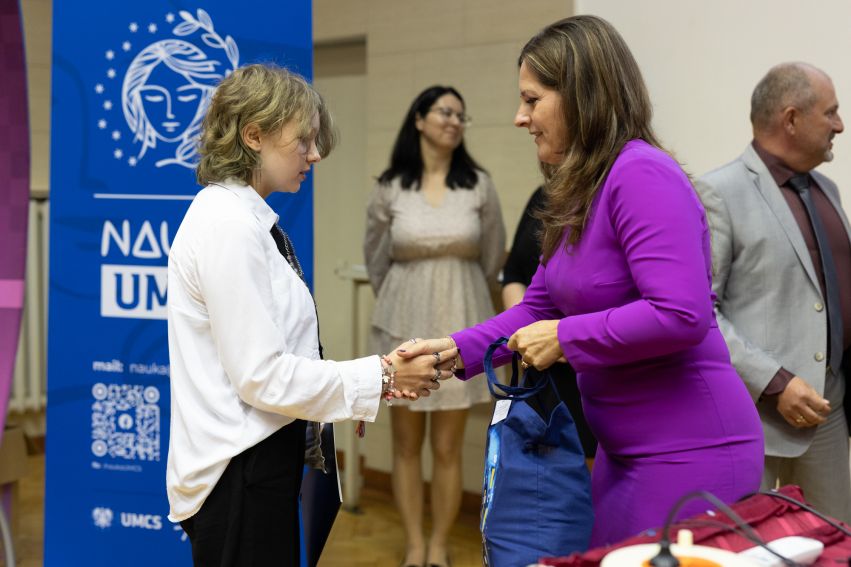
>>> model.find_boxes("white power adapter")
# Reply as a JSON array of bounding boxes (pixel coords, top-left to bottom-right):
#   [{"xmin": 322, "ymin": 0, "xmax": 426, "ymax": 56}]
[{"xmin": 737, "ymin": 536, "xmax": 824, "ymax": 566}]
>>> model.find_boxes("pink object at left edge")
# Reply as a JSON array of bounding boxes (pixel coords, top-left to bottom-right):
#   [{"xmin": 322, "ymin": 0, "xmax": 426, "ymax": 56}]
[{"xmin": 0, "ymin": 280, "xmax": 25, "ymax": 309}]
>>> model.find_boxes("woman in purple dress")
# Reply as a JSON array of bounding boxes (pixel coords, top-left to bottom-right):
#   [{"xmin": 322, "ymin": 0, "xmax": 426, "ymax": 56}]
[{"xmin": 402, "ymin": 15, "xmax": 764, "ymax": 547}]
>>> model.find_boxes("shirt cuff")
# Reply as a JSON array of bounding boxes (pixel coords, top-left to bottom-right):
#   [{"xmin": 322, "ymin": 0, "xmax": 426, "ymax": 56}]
[
  {"xmin": 762, "ymin": 367, "xmax": 795, "ymax": 398},
  {"xmin": 336, "ymin": 355, "xmax": 383, "ymax": 421}
]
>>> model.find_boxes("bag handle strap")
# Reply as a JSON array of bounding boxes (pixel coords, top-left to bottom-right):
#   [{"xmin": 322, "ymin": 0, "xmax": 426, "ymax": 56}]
[{"xmin": 483, "ymin": 337, "xmax": 548, "ymax": 400}]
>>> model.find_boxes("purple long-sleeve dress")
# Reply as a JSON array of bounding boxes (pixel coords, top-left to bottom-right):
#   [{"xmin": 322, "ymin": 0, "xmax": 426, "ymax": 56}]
[{"xmin": 452, "ymin": 140, "xmax": 763, "ymax": 547}]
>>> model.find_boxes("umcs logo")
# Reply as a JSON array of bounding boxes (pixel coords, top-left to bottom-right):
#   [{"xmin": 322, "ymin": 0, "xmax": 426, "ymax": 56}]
[
  {"xmin": 101, "ymin": 219, "xmax": 171, "ymax": 320},
  {"xmin": 94, "ymin": 9, "xmax": 239, "ymax": 169},
  {"xmin": 121, "ymin": 512, "xmax": 163, "ymax": 530}
]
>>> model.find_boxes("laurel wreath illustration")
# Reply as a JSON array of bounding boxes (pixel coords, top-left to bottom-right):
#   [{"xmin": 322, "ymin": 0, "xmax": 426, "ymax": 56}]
[{"xmin": 172, "ymin": 9, "xmax": 239, "ymax": 72}]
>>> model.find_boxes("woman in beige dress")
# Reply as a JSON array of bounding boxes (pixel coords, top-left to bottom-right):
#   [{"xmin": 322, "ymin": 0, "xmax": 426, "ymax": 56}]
[{"xmin": 365, "ymin": 85, "xmax": 505, "ymax": 567}]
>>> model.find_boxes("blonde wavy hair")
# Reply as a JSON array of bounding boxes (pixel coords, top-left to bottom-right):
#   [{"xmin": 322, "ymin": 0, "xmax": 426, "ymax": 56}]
[
  {"xmin": 196, "ymin": 63, "xmax": 337, "ymax": 187},
  {"xmin": 520, "ymin": 16, "xmax": 663, "ymax": 260}
]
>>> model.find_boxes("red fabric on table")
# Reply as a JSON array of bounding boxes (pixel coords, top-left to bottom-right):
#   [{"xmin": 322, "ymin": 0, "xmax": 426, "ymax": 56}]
[{"xmin": 540, "ymin": 486, "xmax": 851, "ymax": 567}]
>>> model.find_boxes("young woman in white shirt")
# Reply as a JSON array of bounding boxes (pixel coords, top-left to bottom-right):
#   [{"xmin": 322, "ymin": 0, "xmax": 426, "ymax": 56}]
[{"xmin": 165, "ymin": 63, "xmax": 456, "ymax": 566}]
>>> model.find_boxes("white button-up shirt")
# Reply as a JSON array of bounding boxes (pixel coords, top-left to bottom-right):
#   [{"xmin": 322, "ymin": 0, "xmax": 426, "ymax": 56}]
[{"xmin": 166, "ymin": 180, "xmax": 381, "ymax": 522}]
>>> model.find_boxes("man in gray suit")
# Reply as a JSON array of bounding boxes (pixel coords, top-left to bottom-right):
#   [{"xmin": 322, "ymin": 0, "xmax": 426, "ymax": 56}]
[{"xmin": 697, "ymin": 62, "xmax": 851, "ymax": 522}]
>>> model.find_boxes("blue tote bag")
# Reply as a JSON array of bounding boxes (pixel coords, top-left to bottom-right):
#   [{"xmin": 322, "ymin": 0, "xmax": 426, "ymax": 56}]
[{"xmin": 480, "ymin": 337, "xmax": 593, "ymax": 566}]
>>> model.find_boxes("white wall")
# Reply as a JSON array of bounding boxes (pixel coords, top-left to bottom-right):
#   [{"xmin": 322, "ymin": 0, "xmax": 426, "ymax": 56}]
[{"xmin": 577, "ymin": 0, "xmax": 851, "ymax": 205}]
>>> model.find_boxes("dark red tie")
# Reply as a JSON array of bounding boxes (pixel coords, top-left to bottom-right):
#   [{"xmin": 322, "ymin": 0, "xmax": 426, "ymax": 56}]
[{"xmin": 788, "ymin": 174, "xmax": 843, "ymax": 373}]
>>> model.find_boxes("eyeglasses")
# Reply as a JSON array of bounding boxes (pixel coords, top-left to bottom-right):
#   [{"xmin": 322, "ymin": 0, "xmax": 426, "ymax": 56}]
[{"xmin": 429, "ymin": 107, "xmax": 472, "ymax": 126}]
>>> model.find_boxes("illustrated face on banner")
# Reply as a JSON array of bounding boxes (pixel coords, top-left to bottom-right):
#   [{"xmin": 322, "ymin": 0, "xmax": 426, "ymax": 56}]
[
  {"xmin": 126, "ymin": 42, "xmax": 211, "ymax": 145},
  {"xmin": 97, "ymin": 10, "xmax": 240, "ymax": 169}
]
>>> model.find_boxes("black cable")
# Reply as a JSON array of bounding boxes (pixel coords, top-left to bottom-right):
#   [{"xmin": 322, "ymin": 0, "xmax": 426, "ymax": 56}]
[{"xmin": 649, "ymin": 490, "xmax": 798, "ymax": 567}]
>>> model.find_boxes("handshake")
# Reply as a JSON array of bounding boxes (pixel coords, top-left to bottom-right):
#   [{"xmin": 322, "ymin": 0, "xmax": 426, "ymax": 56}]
[
  {"xmin": 378, "ymin": 319, "xmax": 567, "ymax": 403},
  {"xmin": 380, "ymin": 337, "xmax": 462, "ymax": 402}
]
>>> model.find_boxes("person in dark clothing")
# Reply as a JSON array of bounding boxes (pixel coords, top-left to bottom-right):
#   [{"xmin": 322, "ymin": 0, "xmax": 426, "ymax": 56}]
[{"xmin": 501, "ymin": 186, "xmax": 597, "ymax": 459}]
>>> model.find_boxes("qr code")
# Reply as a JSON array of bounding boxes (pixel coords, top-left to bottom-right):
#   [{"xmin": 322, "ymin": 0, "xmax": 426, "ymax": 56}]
[{"xmin": 91, "ymin": 383, "xmax": 160, "ymax": 461}]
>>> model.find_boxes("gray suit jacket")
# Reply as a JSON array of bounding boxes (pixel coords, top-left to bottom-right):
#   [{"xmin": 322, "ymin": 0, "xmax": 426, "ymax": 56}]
[{"xmin": 696, "ymin": 144, "xmax": 851, "ymax": 458}]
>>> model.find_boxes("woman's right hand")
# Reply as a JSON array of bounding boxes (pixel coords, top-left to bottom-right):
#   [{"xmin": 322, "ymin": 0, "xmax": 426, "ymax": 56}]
[{"xmin": 386, "ymin": 339, "xmax": 458, "ymax": 400}]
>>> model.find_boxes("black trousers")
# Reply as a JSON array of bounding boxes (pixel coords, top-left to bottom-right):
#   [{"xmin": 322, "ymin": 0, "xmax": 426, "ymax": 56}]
[{"xmin": 181, "ymin": 420, "xmax": 307, "ymax": 567}]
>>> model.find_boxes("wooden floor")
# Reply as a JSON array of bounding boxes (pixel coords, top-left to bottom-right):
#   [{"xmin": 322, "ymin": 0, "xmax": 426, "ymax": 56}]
[
  {"xmin": 320, "ymin": 490, "xmax": 483, "ymax": 567},
  {"xmin": 9, "ymin": 453, "xmax": 484, "ymax": 566},
  {"xmin": 8, "ymin": 454, "xmax": 44, "ymax": 567}
]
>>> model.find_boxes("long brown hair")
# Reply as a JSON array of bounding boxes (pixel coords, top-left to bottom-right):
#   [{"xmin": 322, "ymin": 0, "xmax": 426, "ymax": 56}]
[{"xmin": 520, "ymin": 15, "xmax": 661, "ymax": 260}]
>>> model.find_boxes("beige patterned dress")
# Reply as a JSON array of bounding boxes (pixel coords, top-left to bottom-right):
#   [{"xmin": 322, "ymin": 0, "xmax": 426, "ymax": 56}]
[{"xmin": 364, "ymin": 172, "xmax": 505, "ymax": 411}]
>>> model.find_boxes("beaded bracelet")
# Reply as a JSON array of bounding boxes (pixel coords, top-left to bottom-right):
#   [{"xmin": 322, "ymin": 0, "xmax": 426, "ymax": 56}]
[{"xmin": 380, "ymin": 354, "xmax": 397, "ymax": 405}]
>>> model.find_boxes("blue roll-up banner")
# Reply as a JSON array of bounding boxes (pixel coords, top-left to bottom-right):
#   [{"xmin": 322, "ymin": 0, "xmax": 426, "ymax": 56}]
[{"xmin": 47, "ymin": 2, "xmax": 314, "ymax": 564}]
